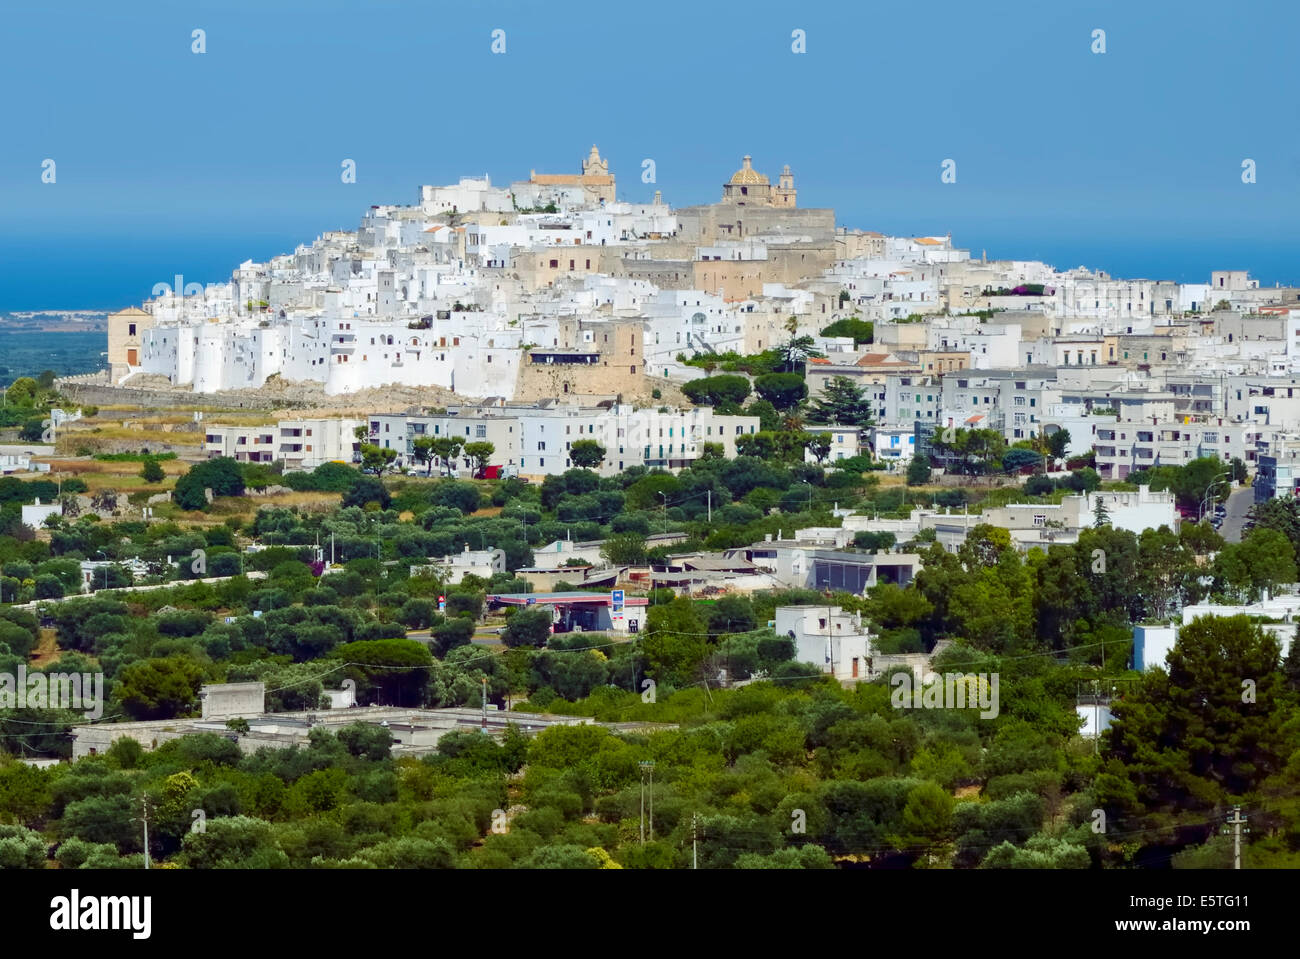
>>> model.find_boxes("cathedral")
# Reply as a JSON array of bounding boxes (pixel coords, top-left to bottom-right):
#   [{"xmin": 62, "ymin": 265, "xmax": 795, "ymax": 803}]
[
  {"xmin": 721, "ymin": 155, "xmax": 797, "ymax": 207},
  {"xmin": 523, "ymin": 144, "xmax": 616, "ymax": 207}
]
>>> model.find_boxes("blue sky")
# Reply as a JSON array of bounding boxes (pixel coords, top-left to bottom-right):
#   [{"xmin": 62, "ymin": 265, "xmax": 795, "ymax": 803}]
[{"xmin": 2, "ymin": 0, "xmax": 1298, "ymax": 310}]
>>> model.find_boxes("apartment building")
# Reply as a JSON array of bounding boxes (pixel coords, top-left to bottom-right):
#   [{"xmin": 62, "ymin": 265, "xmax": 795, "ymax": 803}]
[
  {"xmin": 370, "ymin": 403, "xmax": 759, "ymax": 478},
  {"xmin": 203, "ymin": 417, "xmax": 362, "ymax": 470},
  {"xmin": 1094, "ymin": 418, "xmax": 1255, "ymax": 480},
  {"xmin": 939, "ymin": 370, "xmax": 1060, "ymax": 443},
  {"xmin": 1254, "ymin": 432, "xmax": 1300, "ymax": 503}
]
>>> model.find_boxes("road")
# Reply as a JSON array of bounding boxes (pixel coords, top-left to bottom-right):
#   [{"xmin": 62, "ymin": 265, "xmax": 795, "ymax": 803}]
[
  {"xmin": 405, "ymin": 627, "xmax": 502, "ymax": 648},
  {"xmin": 1220, "ymin": 486, "xmax": 1254, "ymax": 544}
]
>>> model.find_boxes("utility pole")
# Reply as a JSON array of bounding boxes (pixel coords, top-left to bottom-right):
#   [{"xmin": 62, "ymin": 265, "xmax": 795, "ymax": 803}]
[
  {"xmin": 692, "ymin": 813, "xmax": 698, "ymax": 869},
  {"xmin": 1091, "ymin": 679, "xmax": 1100, "ymax": 755},
  {"xmin": 706, "ymin": 489, "xmax": 711, "ymax": 524},
  {"xmin": 481, "ymin": 676, "xmax": 488, "ymax": 730},
  {"xmin": 638, "ymin": 760, "xmax": 655, "ymax": 845},
  {"xmin": 1225, "ymin": 806, "xmax": 1249, "ymax": 869},
  {"xmin": 139, "ymin": 796, "xmax": 151, "ymax": 870}
]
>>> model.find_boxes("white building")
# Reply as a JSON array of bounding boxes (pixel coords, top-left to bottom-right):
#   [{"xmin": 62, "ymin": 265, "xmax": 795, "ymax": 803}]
[
  {"xmin": 774, "ymin": 605, "xmax": 875, "ymax": 681},
  {"xmin": 21, "ymin": 498, "xmax": 60, "ymax": 529},
  {"xmin": 203, "ymin": 418, "xmax": 362, "ymax": 471},
  {"xmin": 414, "ymin": 546, "xmax": 507, "ymax": 585},
  {"xmin": 369, "ymin": 403, "xmax": 759, "ymax": 478}
]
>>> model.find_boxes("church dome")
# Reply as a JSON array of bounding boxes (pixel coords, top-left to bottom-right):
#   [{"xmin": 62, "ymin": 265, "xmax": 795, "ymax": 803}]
[{"xmin": 728, "ymin": 155, "xmax": 769, "ymax": 185}]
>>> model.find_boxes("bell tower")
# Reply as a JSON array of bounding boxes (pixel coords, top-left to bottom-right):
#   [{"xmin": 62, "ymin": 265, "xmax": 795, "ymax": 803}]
[{"xmin": 775, "ymin": 164, "xmax": 797, "ymax": 208}]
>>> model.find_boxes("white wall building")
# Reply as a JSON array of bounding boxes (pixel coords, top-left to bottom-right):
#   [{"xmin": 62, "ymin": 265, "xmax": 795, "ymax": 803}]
[{"xmin": 773, "ymin": 604, "xmax": 874, "ymax": 681}]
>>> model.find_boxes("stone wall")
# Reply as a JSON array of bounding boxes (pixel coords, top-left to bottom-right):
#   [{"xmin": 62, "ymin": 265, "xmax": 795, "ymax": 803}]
[{"xmin": 57, "ymin": 380, "xmax": 281, "ymax": 411}]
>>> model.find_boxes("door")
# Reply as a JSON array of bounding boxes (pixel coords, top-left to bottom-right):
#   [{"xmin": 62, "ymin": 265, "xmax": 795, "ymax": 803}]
[
  {"xmin": 126, "ymin": 348, "xmax": 138, "ymax": 365},
  {"xmin": 851, "ymin": 657, "xmax": 859, "ymax": 678}
]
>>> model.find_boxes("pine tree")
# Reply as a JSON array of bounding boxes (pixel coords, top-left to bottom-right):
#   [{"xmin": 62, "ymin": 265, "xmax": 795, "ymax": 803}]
[{"xmin": 809, "ymin": 376, "xmax": 873, "ymax": 426}]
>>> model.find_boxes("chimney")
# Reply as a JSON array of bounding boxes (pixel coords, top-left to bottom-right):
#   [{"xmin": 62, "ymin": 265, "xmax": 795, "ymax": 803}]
[{"xmin": 464, "ymin": 543, "xmax": 470, "ymax": 553}]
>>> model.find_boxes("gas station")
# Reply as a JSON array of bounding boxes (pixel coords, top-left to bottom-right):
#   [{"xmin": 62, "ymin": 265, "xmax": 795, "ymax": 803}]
[{"xmin": 484, "ymin": 590, "xmax": 648, "ymax": 634}]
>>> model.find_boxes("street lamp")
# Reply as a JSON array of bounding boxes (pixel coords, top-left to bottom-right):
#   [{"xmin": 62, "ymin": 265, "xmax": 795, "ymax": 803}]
[
  {"xmin": 1200, "ymin": 471, "xmax": 1231, "ymax": 523},
  {"xmin": 94, "ymin": 550, "xmax": 109, "ymax": 591}
]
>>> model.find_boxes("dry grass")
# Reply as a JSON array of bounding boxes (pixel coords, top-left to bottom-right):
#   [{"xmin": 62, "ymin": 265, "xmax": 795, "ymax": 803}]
[
  {"xmin": 29, "ymin": 629, "xmax": 61, "ymax": 668},
  {"xmin": 62, "ymin": 425, "xmax": 205, "ymax": 447},
  {"xmin": 42, "ymin": 458, "xmax": 186, "ymax": 475}
]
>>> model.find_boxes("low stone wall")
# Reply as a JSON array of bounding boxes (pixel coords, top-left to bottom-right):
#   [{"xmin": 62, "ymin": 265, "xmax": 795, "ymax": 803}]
[{"xmin": 56, "ymin": 380, "xmax": 282, "ymax": 411}]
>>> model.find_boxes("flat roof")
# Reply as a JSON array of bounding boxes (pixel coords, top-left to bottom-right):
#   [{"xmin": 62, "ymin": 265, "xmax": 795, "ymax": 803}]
[{"xmin": 487, "ymin": 591, "xmax": 648, "ymax": 606}]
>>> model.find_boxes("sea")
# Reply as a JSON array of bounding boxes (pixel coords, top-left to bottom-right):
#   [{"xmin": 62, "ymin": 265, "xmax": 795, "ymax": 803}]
[{"xmin": 0, "ymin": 330, "xmax": 107, "ymax": 381}]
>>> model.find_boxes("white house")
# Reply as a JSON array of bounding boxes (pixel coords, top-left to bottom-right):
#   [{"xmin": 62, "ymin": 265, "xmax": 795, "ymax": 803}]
[
  {"xmin": 773, "ymin": 604, "xmax": 874, "ymax": 681},
  {"xmin": 21, "ymin": 498, "xmax": 60, "ymax": 530}
]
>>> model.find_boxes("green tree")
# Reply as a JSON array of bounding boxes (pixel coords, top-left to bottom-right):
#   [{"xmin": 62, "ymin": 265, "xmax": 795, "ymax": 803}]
[
  {"xmin": 174, "ymin": 457, "xmax": 245, "ymax": 510},
  {"xmin": 819, "ymin": 318, "xmax": 873, "ymax": 344},
  {"xmin": 463, "ymin": 441, "xmax": 495, "ymax": 475},
  {"xmin": 1002, "ymin": 448, "xmax": 1042, "ymax": 472},
  {"xmin": 432, "ymin": 617, "xmax": 475, "ymax": 657},
  {"xmin": 1099, "ymin": 615, "xmax": 1291, "ymax": 843},
  {"xmin": 1046, "ymin": 428, "xmax": 1071, "ymax": 460},
  {"xmin": 411, "ymin": 436, "xmax": 436, "ymax": 476},
  {"xmin": 181, "ymin": 815, "xmax": 287, "ymax": 869},
  {"xmin": 5, "ymin": 378, "xmax": 40, "ymax": 407},
  {"xmin": 502, "ymin": 607, "xmax": 553, "ymax": 648},
  {"xmin": 754, "ymin": 372, "xmax": 808, "ymax": 411},
  {"xmin": 600, "ymin": 532, "xmax": 648, "ymax": 566},
  {"xmin": 342, "ymin": 475, "xmax": 391, "ymax": 510},
  {"xmin": 982, "ymin": 835, "xmax": 1089, "ymax": 869},
  {"xmin": 430, "ymin": 437, "xmax": 464, "ymax": 477},
  {"xmin": 906, "ymin": 454, "xmax": 932, "ymax": 486},
  {"xmin": 360, "ymin": 444, "xmax": 398, "ymax": 476},
  {"xmin": 140, "ymin": 458, "xmax": 165, "ymax": 484},
  {"xmin": 19, "ymin": 419, "xmax": 45, "ymax": 443},
  {"xmin": 776, "ymin": 327, "xmax": 823, "ymax": 373},
  {"xmin": 681, "ymin": 375, "xmax": 751, "ymax": 407},
  {"xmin": 643, "ymin": 598, "xmax": 708, "ymax": 688},
  {"xmin": 569, "ymin": 439, "xmax": 606, "ymax": 470},
  {"xmin": 806, "ymin": 432, "xmax": 832, "ymax": 464},
  {"xmin": 114, "ymin": 657, "xmax": 206, "ymax": 719},
  {"xmin": 809, "ymin": 376, "xmax": 873, "ymax": 426}
]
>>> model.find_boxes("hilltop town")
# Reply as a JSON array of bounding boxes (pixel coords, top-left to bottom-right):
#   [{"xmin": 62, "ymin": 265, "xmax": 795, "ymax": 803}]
[{"xmin": 75, "ymin": 146, "xmax": 1300, "ymax": 492}]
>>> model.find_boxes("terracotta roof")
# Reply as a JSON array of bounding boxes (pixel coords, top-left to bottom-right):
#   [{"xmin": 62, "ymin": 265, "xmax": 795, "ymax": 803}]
[
  {"xmin": 531, "ymin": 174, "xmax": 613, "ymax": 186},
  {"xmin": 855, "ymin": 353, "xmax": 911, "ymax": 367}
]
